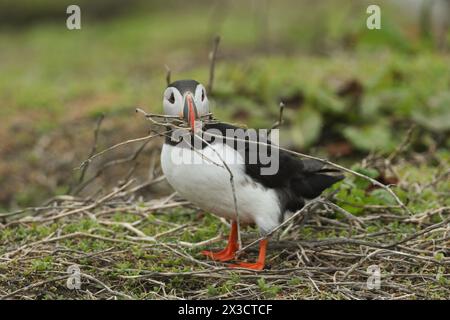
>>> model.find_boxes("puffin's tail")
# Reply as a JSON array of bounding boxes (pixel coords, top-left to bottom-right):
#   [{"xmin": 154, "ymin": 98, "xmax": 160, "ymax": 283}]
[{"xmin": 292, "ymin": 159, "xmax": 344, "ymax": 199}]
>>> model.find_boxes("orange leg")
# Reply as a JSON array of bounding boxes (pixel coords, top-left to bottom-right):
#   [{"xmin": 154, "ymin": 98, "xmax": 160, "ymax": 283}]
[
  {"xmin": 229, "ymin": 239, "xmax": 268, "ymax": 271},
  {"xmin": 201, "ymin": 221, "xmax": 238, "ymax": 262}
]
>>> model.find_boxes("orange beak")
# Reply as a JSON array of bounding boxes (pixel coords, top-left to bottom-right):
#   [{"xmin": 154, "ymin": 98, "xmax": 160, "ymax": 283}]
[{"xmin": 183, "ymin": 93, "xmax": 198, "ymax": 133}]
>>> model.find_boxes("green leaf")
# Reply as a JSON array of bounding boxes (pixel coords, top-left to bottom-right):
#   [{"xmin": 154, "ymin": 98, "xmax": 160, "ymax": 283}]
[
  {"xmin": 369, "ymin": 189, "xmax": 397, "ymax": 205},
  {"xmin": 347, "ymin": 166, "xmax": 379, "ymax": 189},
  {"xmin": 434, "ymin": 252, "xmax": 445, "ymax": 262},
  {"xmin": 343, "ymin": 123, "xmax": 395, "ymax": 152},
  {"xmin": 287, "ymin": 106, "xmax": 323, "ymax": 148},
  {"xmin": 413, "ymin": 92, "xmax": 450, "ymax": 132},
  {"xmin": 314, "ymin": 90, "xmax": 346, "ymax": 114}
]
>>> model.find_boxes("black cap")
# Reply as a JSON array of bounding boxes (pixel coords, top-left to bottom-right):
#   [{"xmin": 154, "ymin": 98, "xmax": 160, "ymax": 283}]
[{"xmin": 168, "ymin": 79, "xmax": 200, "ymax": 94}]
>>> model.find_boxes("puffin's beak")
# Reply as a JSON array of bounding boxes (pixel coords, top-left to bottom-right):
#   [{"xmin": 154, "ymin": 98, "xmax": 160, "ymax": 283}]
[{"xmin": 183, "ymin": 93, "xmax": 198, "ymax": 134}]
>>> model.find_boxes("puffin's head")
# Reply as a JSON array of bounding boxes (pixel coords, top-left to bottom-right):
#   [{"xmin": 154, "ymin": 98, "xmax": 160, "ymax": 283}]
[{"xmin": 163, "ymin": 79, "xmax": 209, "ymax": 132}]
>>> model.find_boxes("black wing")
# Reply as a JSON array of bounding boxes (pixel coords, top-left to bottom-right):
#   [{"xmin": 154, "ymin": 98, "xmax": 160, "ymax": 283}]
[{"xmin": 203, "ymin": 122, "xmax": 344, "ymax": 212}]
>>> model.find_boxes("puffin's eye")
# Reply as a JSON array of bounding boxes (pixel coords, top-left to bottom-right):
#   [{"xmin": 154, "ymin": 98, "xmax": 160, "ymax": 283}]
[
  {"xmin": 201, "ymin": 90, "xmax": 205, "ymax": 101},
  {"xmin": 168, "ymin": 92, "xmax": 175, "ymax": 104}
]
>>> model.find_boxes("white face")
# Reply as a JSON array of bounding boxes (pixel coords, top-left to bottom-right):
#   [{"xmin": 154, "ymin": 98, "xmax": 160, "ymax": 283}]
[{"xmin": 162, "ymin": 83, "xmax": 209, "ymax": 118}]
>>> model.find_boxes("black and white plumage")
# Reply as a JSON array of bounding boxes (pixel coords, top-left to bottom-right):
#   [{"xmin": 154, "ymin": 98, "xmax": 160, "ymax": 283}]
[{"xmin": 160, "ymin": 79, "xmax": 344, "ymax": 270}]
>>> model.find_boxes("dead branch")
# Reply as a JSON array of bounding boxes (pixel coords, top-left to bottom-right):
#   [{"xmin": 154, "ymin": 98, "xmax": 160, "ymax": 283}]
[
  {"xmin": 207, "ymin": 35, "xmax": 221, "ymax": 94},
  {"xmin": 75, "ymin": 133, "xmax": 164, "ymax": 171},
  {"xmin": 165, "ymin": 64, "xmax": 171, "ymax": 86},
  {"xmin": 268, "ymin": 102, "xmax": 285, "ymax": 134},
  {"xmin": 77, "ymin": 114, "xmax": 105, "ymax": 186}
]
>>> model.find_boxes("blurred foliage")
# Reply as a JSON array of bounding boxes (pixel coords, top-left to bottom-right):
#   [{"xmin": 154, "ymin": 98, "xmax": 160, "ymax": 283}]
[
  {"xmin": 0, "ymin": 0, "xmax": 145, "ymax": 26},
  {"xmin": 0, "ymin": 0, "xmax": 449, "ymax": 207},
  {"xmin": 211, "ymin": 52, "xmax": 450, "ymax": 152}
]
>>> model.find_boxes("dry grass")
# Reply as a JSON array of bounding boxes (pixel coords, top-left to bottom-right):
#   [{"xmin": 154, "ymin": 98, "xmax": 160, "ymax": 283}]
[{"xmin": 1, "ymin": 170, "xmax": 448, "ymax": 299}]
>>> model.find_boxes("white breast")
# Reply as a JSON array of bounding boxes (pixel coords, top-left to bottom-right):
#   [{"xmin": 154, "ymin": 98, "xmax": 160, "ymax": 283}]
[{"xmin": 161, "ymin": 142, "xmax": 282, "ymax": 234}]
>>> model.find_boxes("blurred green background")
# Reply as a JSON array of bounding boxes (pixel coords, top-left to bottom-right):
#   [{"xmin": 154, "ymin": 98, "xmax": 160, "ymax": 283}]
[{"xmin": 0, "ymin": 0, "xmax": 449, "ymax": 209}]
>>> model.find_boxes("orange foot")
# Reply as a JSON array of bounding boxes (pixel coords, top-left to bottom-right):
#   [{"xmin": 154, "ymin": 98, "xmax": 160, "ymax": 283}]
[
  {"xmin": 229, "ymin": 261, "xmax": 264, "ymax": 271},
  {"xmin": 228, "ymin": 238, "xmax": 268, "ymax": 271},
  {"xmin": 201, "ymin": 248, "xmax": 236, "ymax": 262},
  {"xmin": 202, "ymin": 221, "xmax": 238, "ymax": 262}
]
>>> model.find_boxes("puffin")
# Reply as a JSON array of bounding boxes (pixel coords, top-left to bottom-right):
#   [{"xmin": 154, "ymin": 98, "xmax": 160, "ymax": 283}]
[{"xmin": 160, "ymin": 79, "xmax": 344, "ymax": 270}]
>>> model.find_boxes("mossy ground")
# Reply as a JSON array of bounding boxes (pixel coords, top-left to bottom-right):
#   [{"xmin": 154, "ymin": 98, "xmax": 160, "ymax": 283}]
[{"xmin": 1, "ymin": 156, "xmax": 448, "ymax": 299}]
